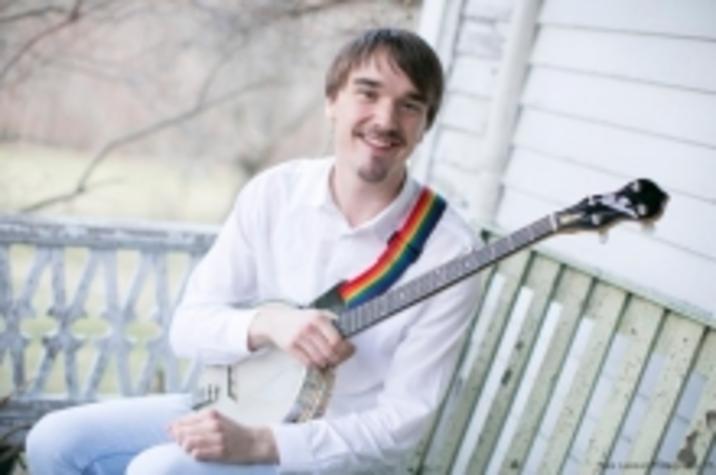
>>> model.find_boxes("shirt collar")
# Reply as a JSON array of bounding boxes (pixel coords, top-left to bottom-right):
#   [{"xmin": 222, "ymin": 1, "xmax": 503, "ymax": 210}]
[{"xmin": 305, "ymin": 157, "xmax": 422, "ymax": 242}]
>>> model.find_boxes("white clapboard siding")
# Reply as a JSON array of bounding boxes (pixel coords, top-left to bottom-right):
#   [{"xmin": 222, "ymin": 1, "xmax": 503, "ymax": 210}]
[
  {"xmin": 424, "ymin": 0, "xmax": 716, "ymax": 317},
  {"xmin": 490, "ymin": 0, "xmax": 716, "ymax": 319},
  {"xmin": 540, "ymin": 0, "xmax": 716, "ymax": 40},
  {"xmin": 465, "ymin": 0, "xmax": 513, "ymax": 20},
  {"xmin": 448, "ymin": 55, "xmax": 500, "ymax": 98},
  {"xmin": 512, "ymin": 110, "xmax": 716, "ymax": 201},
  {"xmin": 441, "ymin": 93, "xmax": 491, "ymax": 134},
  {"xmin": 434, "ymin": 127, "xmax": 488, "ymax": 172},
  {"xmin": 494, "ymin": 187, "xmax": 716, "ymax": 315},
  {"xmin": 532, "ymin": 27, "xmax": 716, "ymax": 93},
  {"xmin": 521, "ymin": 68, "xmax": 716, "ymax": 148},
  {"xmin": 456, "ymin": 18, "xmax": 510, "ymax": 58},
  {"xmin": 503, "ymin": 148, "xmax": 716, "ymax": 260}
]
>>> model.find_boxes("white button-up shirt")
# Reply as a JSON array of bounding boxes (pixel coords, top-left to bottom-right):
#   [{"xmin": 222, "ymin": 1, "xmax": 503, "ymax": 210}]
[{"xmin": 170, "ymin": 157, "xmax": 481, "ymax": 474}]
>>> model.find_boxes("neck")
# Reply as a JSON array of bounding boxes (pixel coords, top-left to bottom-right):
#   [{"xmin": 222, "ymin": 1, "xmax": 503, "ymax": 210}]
[{"xmin": 330, "ymin": 162, "xmax": 406, "ymax": 228}]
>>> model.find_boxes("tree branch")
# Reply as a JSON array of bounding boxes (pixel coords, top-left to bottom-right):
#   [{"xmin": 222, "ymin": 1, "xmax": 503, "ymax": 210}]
[
  {"xmin": 0, "ymin": 0, "xmax": 83, "ymax": 84},
  {"xmin": 17, "ymin": 177, "xmax": 123, "ymax": 213},
  {"xmin": 0, "ymin": 6, "xmax": 68, "ymax": 24},
  {"xmin": 12, "ymin": 0, "xmax": 418, "ymax": 213},
  {"xmin": 19, "ymin": 78, "xmax": 283, "ymax": 213}
]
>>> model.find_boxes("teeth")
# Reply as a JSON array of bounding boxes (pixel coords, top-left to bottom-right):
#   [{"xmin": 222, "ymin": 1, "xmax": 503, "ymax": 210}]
[{"xmin": 364, "ymin": 136, "xmax": 396, "ymax": 148}]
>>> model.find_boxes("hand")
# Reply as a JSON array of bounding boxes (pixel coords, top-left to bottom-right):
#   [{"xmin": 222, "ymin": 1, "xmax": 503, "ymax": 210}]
[
  {"xmin": 169, "ymin": 409, "xmax": 278, "ymax": 464},
  {"xmin": 248, "ymin": 303, "xmax": 355, "ymax": 369}
]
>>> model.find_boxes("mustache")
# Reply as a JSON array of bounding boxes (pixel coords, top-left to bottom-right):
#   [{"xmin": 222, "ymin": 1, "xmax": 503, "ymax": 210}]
[{"xmin": 357, "ymin": 126, "xmax": 405, "ymax": 145}]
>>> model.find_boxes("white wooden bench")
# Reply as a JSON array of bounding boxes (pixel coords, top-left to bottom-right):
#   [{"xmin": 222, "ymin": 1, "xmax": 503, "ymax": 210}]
[
  {"xmin": 410, "ymin": 238, "xmax": 715, "ymax": 473},
  {"xmin": 1, "ymin": 217, "xmax": 714, "ymax": 473}
]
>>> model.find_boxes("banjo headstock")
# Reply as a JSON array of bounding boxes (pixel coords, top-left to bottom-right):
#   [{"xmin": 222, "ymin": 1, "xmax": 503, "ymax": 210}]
[{"xmin": 554, "ymin": 179, "xmax": 669, "ymax": 233}]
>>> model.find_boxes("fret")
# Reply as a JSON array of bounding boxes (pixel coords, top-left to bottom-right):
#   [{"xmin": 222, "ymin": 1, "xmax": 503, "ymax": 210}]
[
  {"xmin": 410, "ymin": 273, "xmax": 426, "ymax": 298},
  {"xmin": 506, "ymin": 233, "xmax": 516, "ymax": 255},
  {"xmin": 378, "ymin": 295, "xmax": 389, "ymax": 318},
  {"xmin": 352, "ymin": 306, "xmax": 361, "ymax": 330},
  {"xmin": 338, "ymin": 215, "xmax": 557, "ymax": 337},
  {"xmin": 448, "ymin": 259, "xmax": 463, "ymax": 282}
]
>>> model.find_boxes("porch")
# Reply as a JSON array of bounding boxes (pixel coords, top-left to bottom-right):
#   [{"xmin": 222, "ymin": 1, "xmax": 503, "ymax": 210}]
[{"xmin": 0, "ymin": 215, "xmax": 714, "ymax": 474}]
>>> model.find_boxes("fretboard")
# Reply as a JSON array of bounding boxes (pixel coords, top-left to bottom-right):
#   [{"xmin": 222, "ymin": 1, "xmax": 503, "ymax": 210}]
[{"xmin": 334, "ymin": 215, "xmax": 556, "ymax": 337}]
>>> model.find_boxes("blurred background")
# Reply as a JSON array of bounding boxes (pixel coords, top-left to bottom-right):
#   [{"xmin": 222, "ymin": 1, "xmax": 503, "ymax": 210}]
[{"xmin": 0, "ymin": 0, "xmax": 420, "ymax": 223}]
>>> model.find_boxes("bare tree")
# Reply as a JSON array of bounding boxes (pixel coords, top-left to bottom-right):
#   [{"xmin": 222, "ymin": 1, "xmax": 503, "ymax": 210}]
[{"xmin": 0, "ymin": 0, "xmax": 420, "ymax": 214}]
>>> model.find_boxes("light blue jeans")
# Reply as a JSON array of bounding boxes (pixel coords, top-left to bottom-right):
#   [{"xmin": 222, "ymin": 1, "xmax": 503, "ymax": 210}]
[{"xmin": 25, "ymin": 393, "xmax": 277, "ymax": 475}]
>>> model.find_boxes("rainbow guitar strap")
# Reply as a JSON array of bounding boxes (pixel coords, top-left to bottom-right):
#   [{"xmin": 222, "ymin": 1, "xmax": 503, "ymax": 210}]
[{"xmin": 337, "ymin": 186, "xmax": 446, "ymax": 309}]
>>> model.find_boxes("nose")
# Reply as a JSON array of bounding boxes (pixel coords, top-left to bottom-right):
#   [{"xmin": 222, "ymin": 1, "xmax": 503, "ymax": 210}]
[{"xmin": 373, "ymin": 101, "xmax": 398, "ymax": 130}]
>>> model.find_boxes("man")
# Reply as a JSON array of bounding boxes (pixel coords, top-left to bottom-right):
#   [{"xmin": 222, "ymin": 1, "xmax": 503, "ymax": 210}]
[{"xmin": 26, "ymin": 27, "xmax": 481, "ymax": 474}]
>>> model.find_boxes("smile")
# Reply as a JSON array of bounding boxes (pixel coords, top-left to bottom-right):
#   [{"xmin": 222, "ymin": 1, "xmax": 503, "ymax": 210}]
[{"xmin": 356, "ymin": 131, "xmax": 403, "ymax": 151}]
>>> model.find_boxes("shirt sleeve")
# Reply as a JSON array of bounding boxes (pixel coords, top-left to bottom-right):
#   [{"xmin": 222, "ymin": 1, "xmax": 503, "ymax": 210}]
[
  {"xmin": 271, "ymin": 271, "xmax": 482, "ymax": 474},
  {"xmin": 169, "ymin": 176, "xmax": 264, "ymax": 365}
]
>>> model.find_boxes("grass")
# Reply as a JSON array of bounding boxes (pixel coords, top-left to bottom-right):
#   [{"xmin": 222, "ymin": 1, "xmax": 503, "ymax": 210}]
[{"xmin": 0, "ymin": 143, "xmax": 244, "ymax": 222}]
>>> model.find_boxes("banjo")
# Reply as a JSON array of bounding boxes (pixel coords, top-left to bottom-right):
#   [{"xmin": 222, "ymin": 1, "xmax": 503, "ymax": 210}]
[{"xmin": 193, "ymin": 179, "xmax": 668, "ymax": 426}]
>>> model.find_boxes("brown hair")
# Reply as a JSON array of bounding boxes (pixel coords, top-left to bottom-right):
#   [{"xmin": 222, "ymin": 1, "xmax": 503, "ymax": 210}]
[{"xmin": 325, "ymin": 28, "xmax": 444, "ymax": 129}]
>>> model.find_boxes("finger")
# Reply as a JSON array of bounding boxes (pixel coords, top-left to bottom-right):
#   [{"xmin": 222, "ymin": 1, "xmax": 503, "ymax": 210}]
[
  {"xmin": 172, "ymin": 410, "xmax": 223, "ymax": 443},
  {"xmin": 288, "ymin": 343, "xmax": 313, "ymax": 368},
  {"xmin": 297, "ymin": 336, "xmax": 331, "ymax": 368},
  {"xmin": 187, "ymin": 434, "xmax": 223, "ymax": 460},
  {"xmin": 304, "ymin": 326, "xmax": 339, "ymax": 366},
  {"xmin": 193, "ymin": 445, "xmax": 224, "ymax": 461},
  {"xmin": 334, "ymin": 340, "xmax": 355, "ymax": 364},
  {"xmin": 320, "ymin": 340, "xmax": 354, "ymax": 367},
  {"xmin": 182, "ymin": 427, "xmax": 224, "ymax": 455},
  {"xmin": 173, "ymin": 409, "xmax": 214, "ymax": 429},
  {"xmin": 291, "ymin": 316, "xmax": 333, "ymax": 367},
  {"xmin": 180, "ymin": 434, "xmax": 203, "ymax": 455},
  {"xmin": 309, "ymin": 313, "xmax": 349, "ymax": 365},
  {"xmin": 316, "ymin": 311, "xmax": 343, "ymax": 345},
  {"xmin": 170, "ymin": 412, "xmax": 197, "ymax": 430}
]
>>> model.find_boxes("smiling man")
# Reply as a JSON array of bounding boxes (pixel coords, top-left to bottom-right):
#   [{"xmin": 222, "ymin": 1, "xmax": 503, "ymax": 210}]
[{"xmin": 26, "ymin": 28, "xmax": 481, "ymax": 475}]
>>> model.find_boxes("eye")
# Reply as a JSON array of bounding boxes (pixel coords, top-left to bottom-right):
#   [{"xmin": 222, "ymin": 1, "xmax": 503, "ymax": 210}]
[
  {"xmin": 356, "ymin": 88, "xmax": 378, "ymax": 101},
  {"xmin": 401, "ymin": 100, "xmax": 425, "ymax": 114}
]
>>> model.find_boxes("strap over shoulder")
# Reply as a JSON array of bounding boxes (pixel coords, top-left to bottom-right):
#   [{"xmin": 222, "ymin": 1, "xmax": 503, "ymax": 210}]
[{"xmin": 338, "ymin": 186, "xmax": 447, "ymax": 308}]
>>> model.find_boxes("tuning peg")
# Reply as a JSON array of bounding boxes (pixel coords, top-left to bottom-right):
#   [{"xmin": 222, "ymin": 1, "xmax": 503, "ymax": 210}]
[
  {"xmin": 641, "ymin": 221, "xmax": 656, "ymax": 234},
  {"xmin": 636, "ymin": 203, "xmax": 649, "ymax": 217}
]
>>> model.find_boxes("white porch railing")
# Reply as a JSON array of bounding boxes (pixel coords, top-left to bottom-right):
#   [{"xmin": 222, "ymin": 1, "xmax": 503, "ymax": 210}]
[{"xmin": 0, "ymin": 216, "xmax": 216, "ymax": 446}]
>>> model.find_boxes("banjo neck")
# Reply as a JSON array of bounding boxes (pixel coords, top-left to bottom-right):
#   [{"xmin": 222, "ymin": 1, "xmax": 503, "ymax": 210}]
[
  {"xmin": 329, "ymin": 177, "xmax": 670, "ymax": 337},
  {"xmin": 333, "ymin": 215, "xmax": 556, "ymax": 338}
]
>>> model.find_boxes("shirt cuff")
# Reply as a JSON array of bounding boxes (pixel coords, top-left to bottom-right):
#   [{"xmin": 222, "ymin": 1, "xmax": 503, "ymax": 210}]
[
  {"xmin": 271, "ymin": 422, "xmax": 315, "ymax": 473},
  {"xmin": 227, "ymin": 307, "xmax": 259, "ymax": 356},
  {"xmin": 192, "ymin": 306, "xmax": 259, "ymax": 365}
]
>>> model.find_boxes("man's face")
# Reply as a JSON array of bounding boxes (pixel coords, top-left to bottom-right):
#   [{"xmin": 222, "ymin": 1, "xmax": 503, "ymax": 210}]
[{"xmin": 326, "ymin": 51, "xmax": 429, "ymax": 185}]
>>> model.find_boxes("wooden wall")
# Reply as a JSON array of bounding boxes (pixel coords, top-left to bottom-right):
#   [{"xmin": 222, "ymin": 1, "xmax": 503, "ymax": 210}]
[{"xmin": 418, "ymin": 0, "xmax": 716, "ymax": 319}]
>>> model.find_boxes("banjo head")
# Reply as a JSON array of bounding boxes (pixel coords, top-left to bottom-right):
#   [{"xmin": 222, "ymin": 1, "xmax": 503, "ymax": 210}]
[{"xmin": 196, "ymin": 348, "xmax": 335, "ymax": 425}]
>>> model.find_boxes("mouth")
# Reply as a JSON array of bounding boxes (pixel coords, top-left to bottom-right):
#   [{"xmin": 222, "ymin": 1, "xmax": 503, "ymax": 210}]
[{"xmin": 355, "ymin": 130, "xmax": 404, "ymax": 153}]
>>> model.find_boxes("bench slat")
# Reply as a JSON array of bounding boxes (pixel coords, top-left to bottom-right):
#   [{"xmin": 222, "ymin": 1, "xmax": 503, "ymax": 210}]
[
  {"xmin": 406, "ymin": 263, "xmax": 499, "ymax": 473},
  {"xmin": 421, "ymin": 251, "xmax": 532, "ymax": 473},
  {"xmin": 671, "ymin": 330, "xmax": 716, "ymax": 472},
  {"xmin": 498, "ymin": 268, "xmax": 594, "ymax": 472},
  {"xmin": 540, "ymin": 283, "xmax": 628, "ymax": 473},
  {"xmin": 581, "ymin": 298, "xmax": 664, "ymax": 472},
  {"xmin": 627, "ymin": 314, "xmax": 704, "ymax": 471},
  {"xmin": 466, "ymin": 256, "xmax": 562, "ymax": 473}
]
